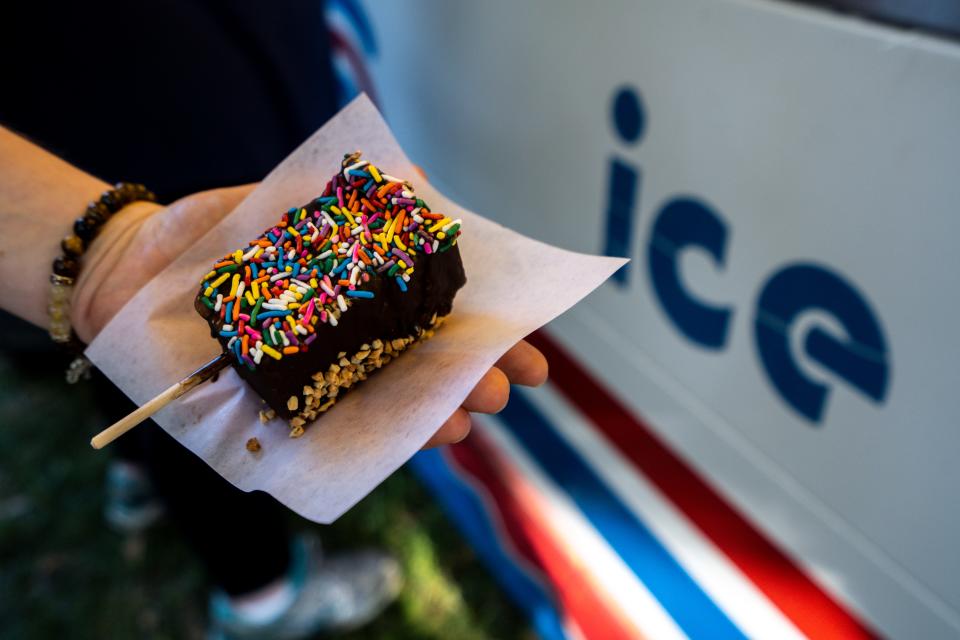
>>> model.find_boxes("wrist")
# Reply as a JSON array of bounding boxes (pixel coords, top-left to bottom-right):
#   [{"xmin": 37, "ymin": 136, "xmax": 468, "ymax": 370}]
[
  {"xmin": 71, "ymin": 200, "xmax": 163, "ymax": 342},
  {"xmin": 0, "ymin": 127, "xmax": 110, "ymax": 329}
]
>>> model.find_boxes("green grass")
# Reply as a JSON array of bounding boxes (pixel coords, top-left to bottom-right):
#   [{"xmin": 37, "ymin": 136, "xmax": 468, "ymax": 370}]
[{"xmin": 0, "ymin": 349, "xmax": 530, "ymax": 640}]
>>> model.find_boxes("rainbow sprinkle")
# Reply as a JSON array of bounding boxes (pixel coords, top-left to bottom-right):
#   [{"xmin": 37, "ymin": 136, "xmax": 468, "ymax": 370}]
[{"xmin": 197, "ymin": 152, "xmax": 462, "ymax": 370}]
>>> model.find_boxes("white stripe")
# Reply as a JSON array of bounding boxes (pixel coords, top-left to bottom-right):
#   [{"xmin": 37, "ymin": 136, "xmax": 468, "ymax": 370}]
[
  {"xmin": 562, "ymin": 616, "xmax": 588, "ymax": 640},
  {"xmin": 527, "ymin": 384, "xmax": 808, "ymax": 640},
  {"xmin": 477, "ymin": 415, "xmax": 688, "ymax": 640}
]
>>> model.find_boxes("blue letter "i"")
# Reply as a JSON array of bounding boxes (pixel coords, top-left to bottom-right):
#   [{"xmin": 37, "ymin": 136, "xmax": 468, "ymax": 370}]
[{"xmin": 602, "ymin": 86, "xmax": 646, "ymax": 286}]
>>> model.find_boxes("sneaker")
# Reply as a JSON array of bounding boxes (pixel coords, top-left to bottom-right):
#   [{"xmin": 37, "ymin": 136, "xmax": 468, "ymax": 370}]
[
  {"xmin": 103, "ymin": 461, "xmax": 165, "ymax": 533},
  {"xmin": 208, "ymin": 535, "xmax": 403, "ymax": 640}
]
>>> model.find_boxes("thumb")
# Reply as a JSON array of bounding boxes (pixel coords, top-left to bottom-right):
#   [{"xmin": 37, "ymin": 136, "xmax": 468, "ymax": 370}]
[
  {"xmin": 198, "ymin": 183, "xmax": 259, "ymax": 215},
  {"xmin": 164, "ymin": 182, "xmax": 258, "ymax": 231}
]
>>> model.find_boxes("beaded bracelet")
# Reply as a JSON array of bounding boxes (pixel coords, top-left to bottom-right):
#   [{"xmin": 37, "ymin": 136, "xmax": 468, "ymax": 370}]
[{"xmin": 49, "ymin": 182, "xmax": 156, "ymax": 383}]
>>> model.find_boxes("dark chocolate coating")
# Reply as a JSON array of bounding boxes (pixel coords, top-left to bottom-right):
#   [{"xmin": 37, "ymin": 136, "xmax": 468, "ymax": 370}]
[{"xmin": 196, "ymin": 244, "xmax": 465, "ymax": 419}]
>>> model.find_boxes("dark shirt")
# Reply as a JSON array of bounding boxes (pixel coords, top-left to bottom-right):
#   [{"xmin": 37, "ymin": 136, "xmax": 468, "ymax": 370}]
[{"xmin": 2, "ymin": 1, "xmax": 339, "ymax": 202}]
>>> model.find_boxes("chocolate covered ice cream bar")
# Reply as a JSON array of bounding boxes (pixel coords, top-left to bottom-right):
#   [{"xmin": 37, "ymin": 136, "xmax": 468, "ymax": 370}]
[{"xmin": 195, "ymin": 152, "xmax": 466, "ymax": 436}]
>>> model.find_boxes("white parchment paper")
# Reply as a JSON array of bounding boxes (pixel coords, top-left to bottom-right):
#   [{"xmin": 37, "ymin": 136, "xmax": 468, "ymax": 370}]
[{"xmin": 86, "ymin": 95, "xmax": 625, "ymax": 523}]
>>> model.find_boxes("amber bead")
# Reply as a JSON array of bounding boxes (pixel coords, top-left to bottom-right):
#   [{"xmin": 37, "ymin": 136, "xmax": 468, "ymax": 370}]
[
  {"xmin": 84, "ymin": 213, "xmax": 104, "ymax": 230},
  {"xmin": 99, "ymin": 190, "xmax": 118, "ymax": 209},
  {"xmin": 74, "ymin": 216, "xmax": 96, "ymax": 241},
  {"xmin": 88, "ymin": 209, "xmax": 108, "ymax": 226},
  {"xmin": 61, "ymin": 234, "xmax": 84, "ymax": 257},
  {"xmin": 86, "ymin": 202, "xmax": 110, "ymax": 221},
  {"xmin": 53, "ymin": 255, "xmax": 80, "ymax": 278}
]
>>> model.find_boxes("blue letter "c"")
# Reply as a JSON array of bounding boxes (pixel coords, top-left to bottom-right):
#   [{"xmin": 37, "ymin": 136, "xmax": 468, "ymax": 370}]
[{"xmin": 648, "ymin": 197, "xmax": 733, "ymax": 349}]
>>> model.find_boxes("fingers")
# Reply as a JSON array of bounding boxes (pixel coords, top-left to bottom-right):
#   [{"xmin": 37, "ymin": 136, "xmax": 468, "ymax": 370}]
[
  {"xmin": 421, "ymin": 368, "xmax": 510, "ymax": 450},
  {"xmin": 495, "ymin": 339, "xmax": 549, "ymax": 387},
  {"xmin": 171, "ymin": 183, "xmax": 258, "ymax": 227},
  {"xmin": 422, "ymin": 344, "xmax": 548, "ymax": 449},
  {"xmin": 422, "ymin": 408, "xmax": 471, "ymax": 449},
  {"xmin": 462, "ymin": 366, "xmax": 510, "ymax": 414},
  {"xmin": 206, "ymin": 183, "xmax": 259, "ymax": 213}
]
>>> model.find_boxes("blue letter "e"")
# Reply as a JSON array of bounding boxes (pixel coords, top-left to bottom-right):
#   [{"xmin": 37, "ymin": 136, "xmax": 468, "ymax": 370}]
[{"xmin": 754, "ymin": 264, "xmax": 890, "ymax": 423}]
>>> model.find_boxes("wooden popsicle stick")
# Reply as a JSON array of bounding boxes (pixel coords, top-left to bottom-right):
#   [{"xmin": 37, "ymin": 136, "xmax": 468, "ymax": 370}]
[{"xmin": 90, "ymin": 353, "xmax": 231, "ymax": 449}]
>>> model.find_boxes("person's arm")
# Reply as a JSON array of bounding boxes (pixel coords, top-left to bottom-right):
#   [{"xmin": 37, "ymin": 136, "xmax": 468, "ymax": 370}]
[
  {"xmin": 0, "ymin": 126, "xmax": 113, "ymax": 327},
  {"xmin": 0, "ymin": 126, "xmax": 228, "ymax": 341}
]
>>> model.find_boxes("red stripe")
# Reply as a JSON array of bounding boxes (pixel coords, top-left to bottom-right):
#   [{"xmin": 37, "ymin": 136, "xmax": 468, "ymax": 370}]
[
  {"xmin": 446, "ymin": 441, "xmax": 545, "ymax": 582},
  {"xmin": 327, "ymin": 29, "xmax": 381, "ymax": 107},
  {"xmin": 447, "ymin": 429, "xmax": 643, "ymax": 640},
  {"xmin": 526, "ymin": 330, "xmax": 879, "ymax": 640}
]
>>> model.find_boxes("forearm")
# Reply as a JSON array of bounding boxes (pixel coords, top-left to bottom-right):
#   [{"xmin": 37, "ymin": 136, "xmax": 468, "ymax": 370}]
[{"xmin": 0, "ymin": 126, "xmax": 109, "ymax": 328}]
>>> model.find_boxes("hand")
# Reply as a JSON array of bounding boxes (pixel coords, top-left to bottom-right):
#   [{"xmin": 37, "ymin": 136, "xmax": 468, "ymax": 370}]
[
  {"xmin": 423, "ymin": 339, "xmax": 548, "ymax": 448},
  {"xmin": 71, "ymin": 186, "xmax": 548, "ymax": 447},
  {"xmin": 72, "ymin": 184, "xmax": 258, "ymax": 342}
]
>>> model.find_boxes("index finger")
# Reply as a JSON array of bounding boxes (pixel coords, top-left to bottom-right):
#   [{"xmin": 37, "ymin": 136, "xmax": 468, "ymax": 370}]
[{"xmin": 495, "ymin": 339, "xmax": 548, "ymax": 387}]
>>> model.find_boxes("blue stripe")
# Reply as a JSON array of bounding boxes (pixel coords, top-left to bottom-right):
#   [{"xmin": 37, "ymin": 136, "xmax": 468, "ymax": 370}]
[
  {"xmin": 496, "ymin": 389, "xmax": 747, "ymax": 640},
  {"xmin": 328, "ymin": 0, "xmax": 378, "ymax": 55},
  {"xmin": 331, "ymin": 62, "xmax": 361, "ymax": 108},
  {"xmin": 409, "ymin": 450, "xmax": 570, "ymax": 640}
]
